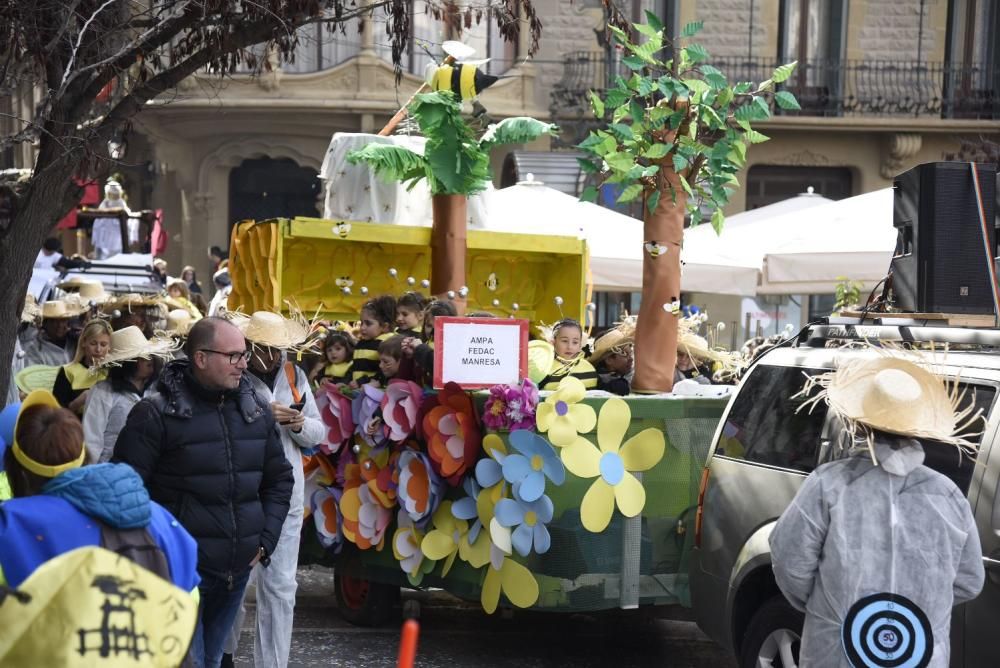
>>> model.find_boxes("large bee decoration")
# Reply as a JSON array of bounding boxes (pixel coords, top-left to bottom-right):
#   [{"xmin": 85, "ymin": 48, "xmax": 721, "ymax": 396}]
[{"xmin": 425, "ymin": 41, "xmax": 499, "ymax": 102}]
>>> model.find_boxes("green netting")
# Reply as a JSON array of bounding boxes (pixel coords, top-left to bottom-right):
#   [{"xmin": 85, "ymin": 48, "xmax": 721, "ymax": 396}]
[{"xmin": 326, "ymin": 394, "xmax": 727, "ymax": 613}]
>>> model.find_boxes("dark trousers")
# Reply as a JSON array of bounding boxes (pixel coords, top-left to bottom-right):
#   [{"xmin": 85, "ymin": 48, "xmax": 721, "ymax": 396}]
[{"xmin": 190, "ymin": 569, "xmax": 251, "ymax": 668}]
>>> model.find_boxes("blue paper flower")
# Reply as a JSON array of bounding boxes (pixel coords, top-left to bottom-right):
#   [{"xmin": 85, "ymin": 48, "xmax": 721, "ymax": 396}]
[
  {"xmin": 497, "ymin": 430, "xmax": 565, "ymax": 502},
  {"xmin": 493, "ymin": 494, "xmax": 554, "ymax": 557},
  {"xmin": 451, "ymin": 477, "xmax": 485, "ymax": 544}
]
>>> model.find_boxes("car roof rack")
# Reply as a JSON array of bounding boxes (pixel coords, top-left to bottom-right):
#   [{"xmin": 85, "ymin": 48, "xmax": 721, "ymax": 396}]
[{"xmin": 796, "ymin": 317, "xmax": 1000, "ymax": 350}]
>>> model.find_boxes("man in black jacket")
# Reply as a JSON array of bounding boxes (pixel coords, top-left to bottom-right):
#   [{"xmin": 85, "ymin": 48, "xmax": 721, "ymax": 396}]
[{"xmin": 114, "ymin": 317, "xmax": 293, "ymax": 668}]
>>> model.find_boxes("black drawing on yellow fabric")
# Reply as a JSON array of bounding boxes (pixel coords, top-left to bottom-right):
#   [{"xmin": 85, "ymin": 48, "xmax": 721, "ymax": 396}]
[
  {"xmin": 0, "ymin": 584, "xmax": 31, "ymax": 606},
  {"xmin": 76, "ymin": 575, "xmax": 153, "ymax": 660},
  {"xmin": 644, "ymin": 241, "xmax": 669, "ymax": 258},
  {"xmin": 158, "ymin": 592, "xmax": 189, "ymax": 657}
]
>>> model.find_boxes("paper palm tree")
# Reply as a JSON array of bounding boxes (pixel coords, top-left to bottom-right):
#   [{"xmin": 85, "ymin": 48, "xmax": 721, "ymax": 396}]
[{"xmin": 348, "ymin": 91, "xmax": 557, "ymax": 305}]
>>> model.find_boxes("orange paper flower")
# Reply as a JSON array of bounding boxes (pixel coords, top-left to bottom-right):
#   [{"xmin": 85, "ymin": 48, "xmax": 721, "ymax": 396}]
[{"xmin": 421, "ymin": 382, "xmax": 482, "ymax": 486}]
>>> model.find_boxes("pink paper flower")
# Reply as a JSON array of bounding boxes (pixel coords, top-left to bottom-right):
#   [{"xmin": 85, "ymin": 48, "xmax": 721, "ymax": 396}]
[
  {"xmin": 316, "ymin": 383, "xmax": 355, "ymax": 454},
  {"xmin": 483, "ymin": 379, "xmax": 539, "ymax": 432},
  {"xmin": 381, "ymin": 379, "xmax": 425, "ymax": 442}
]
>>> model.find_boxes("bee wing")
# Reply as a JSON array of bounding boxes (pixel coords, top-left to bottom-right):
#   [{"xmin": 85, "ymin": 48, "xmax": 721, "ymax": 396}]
[{"xmin": 442, "ymin": 40, "xmax": 476, "ymax": 60}]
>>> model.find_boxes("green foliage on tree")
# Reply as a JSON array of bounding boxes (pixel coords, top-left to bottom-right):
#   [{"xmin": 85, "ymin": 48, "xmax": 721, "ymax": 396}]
[
  {"xmin": 834, "ymin": 276, "xmax": 865, "ymax": 313},
  {"xmin": 577, "ymin": 15, "xmax": 799, "ymax": 232},
  {"xmin": 347, "ymin": 91, "xmax": 557, "ymax": 195}
]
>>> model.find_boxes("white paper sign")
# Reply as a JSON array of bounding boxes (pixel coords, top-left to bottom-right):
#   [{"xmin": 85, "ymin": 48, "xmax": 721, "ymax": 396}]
[{"xmin": 434, "ymin": 317, "xmax": 528, "ymax": 389}]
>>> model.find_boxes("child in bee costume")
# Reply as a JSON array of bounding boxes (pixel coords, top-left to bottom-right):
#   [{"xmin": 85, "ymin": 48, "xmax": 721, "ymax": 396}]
[{"xmin": 769, "ymin": 352, "xmax": 985, "ymax": 668}]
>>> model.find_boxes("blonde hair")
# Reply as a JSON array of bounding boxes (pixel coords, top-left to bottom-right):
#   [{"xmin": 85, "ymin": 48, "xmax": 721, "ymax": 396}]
[{"xmin": 73, "ymin": 318, "xmax": 113, "ymax": 364}]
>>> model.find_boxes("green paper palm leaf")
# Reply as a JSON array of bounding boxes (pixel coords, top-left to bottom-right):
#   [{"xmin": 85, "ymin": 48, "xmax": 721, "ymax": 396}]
[
  {"xmin": 480, "ymin": 117, "xmax": 558, "ymax": 150},
  {"xmin": 346, "ymin": 144, "xmax": 427, "ymax": 190}
]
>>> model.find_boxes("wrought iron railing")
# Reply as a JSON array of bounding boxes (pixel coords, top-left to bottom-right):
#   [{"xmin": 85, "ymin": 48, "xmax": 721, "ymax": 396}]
[{"xmin": 550, "ymin": 52, "xmax": 1000, "ymax": 145}]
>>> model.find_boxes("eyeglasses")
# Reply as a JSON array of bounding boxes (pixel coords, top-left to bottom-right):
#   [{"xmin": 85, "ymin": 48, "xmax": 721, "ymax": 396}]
[{"xmin": 199, "ymin": 349, "xmax": 251, "ymax": 365}]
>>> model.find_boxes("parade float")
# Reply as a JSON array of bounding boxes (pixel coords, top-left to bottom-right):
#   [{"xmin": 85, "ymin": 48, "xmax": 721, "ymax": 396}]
[{"xmin": 226, "ymin": 23, "xmax": 792, "ymax": 624}]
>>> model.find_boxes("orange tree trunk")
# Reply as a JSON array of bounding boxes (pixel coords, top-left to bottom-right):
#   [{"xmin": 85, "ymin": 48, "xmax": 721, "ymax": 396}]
[
  {"xmin": 631, "ymin": 169, "xmax": 687, "ymax": 393},
  {"xmin": 431, "ymin": 193, "xmax": 467, "ymax": 314}
]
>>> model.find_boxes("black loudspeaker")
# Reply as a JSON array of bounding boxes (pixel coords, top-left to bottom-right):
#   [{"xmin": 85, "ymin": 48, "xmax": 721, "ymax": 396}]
[{"xmin": 890, "ymin": 161, "xmax": 999, "ymax": 314}]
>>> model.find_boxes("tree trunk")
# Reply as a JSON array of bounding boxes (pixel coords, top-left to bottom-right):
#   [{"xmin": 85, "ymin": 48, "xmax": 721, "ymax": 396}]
[
  {"xmin": 631, "ymin": 170, "xmax": 687, "ymax": 393},
  {"xmin": 430, "ymin": 193, "xmax": 467, "ymax": 314}
]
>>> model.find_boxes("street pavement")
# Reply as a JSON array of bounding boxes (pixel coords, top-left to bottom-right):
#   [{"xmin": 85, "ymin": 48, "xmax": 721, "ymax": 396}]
[{"xmin": 231, "ymin": 566, "xmax": 735, "ymax": 668}]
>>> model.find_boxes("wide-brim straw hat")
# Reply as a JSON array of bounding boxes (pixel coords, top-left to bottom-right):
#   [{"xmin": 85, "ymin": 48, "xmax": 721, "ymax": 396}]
[
  {"xmin": 102, "ymin": 293, "xmax": 161, "ymax": 315},
  {"xmin": 40, "ymin": 299, "xmax": 88, "ymax": 320},
  {"xmin": 589, "ymin": 316, "xmax": 636, "ymax": 364},
  {"xmin": 21, "ymin": 294, "xmax": 40, "ymax": 324},
  {"xmin": 797, "ymin": 350, "xmax": 982, "ymax": 455},
  {"xmin": 94, "ymin": 325, "xmax": 179, "ymax": 370},
  {"xmin": 229, "ymin": 310, "xmax": 315, "ymax": 353}
]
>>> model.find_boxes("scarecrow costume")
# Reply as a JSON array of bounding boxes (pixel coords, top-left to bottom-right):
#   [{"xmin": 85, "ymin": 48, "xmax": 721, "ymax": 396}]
[
  {"xmin": 589, "ymin": 316, "xmax": 635, "ymax": 396},
  {"xmin": 21, "ymin": 299, "xmax": 84, "ymax": 367},
  {"xmin": 769, "ymin": 352, "xmax": 986, "ymax": 668},
  {"xmin": 223, "ymin": 311, "xmax": 324, "ymax": 668}
]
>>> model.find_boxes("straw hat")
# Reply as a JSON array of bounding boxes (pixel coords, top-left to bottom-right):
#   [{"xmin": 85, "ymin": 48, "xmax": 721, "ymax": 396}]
[
  {"xmin": 589, "ymin": 316, "xmax": 636, "ymax": 364},
  {"xmin": 40, "ymin": 299, "xmax": 87, "ymax": 320},
  {"xmin": 165, "ymin": 309, "xmax": 194, "ymax": 336},
  {"xmin": 56, "ymin": 276, "xmax": 91, "ymax": 291},
  {"xmin": 797, "ymin": 351, "xmax": 982, "ymax": 455},
  {"xmin": 94, "ymin": 326, "xmax": 179, "ymax": 370},
  {"xmin": 20, "ymin": 294, "xmax": 40, "ymax": 324},
  {"xmin": 103, "ymin": 293, "xmax": 160, "ymax": 315},
  {"xmin": 230, "ymin": 310, "xmax": 315, "ymax": 353}
]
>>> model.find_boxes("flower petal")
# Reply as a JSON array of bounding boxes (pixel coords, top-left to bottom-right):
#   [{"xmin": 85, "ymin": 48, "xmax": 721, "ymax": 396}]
[
  {"xmin": 482, "ymin": 566, "xmax": 502, "ymax": 614},
  {"xmin": 542, "ymin": 455, "xmax": 565, "ymax": 486},
  {"xmin": 494, "ymin": 498, "xmax": 526, "ymax": 528},
  {"xmin": 490, "ymin": 517, "xmax": 512, "ymax": 555},
  {"xmin": 554, "ymin": 376, "xmax": 586, "ymax": 403},
  {"xmin": 597, "ymin": 398, "xmax": 630, "ymax": 454},
  {"xmin": 500, "ymin": 558, "xmax": 539, "ymax": 609},
  {"xmin": 482, "ymin": 433, "xmax": 508, "ymax": 459},
  {"xmin": 560, "ymin": 438, "xmax": 601, "ymax": 478},
  {"xmin": 501, "ymin": 454, "xmax": 533, "ymax": 485},
  {"xmin": 580, "ymin": 479, "xmax": 615, "ymax": 532},
  {"xmin": 530, "ymin": 494, "xmax": 554, "ymax": 524},
  {"xmin": 460, "ymin": 530, "xmax": 491, "ymax": 568},
  {"xmin": 614, "ymin": 472, "xmax": 646, "ymax": 518},
  {"xmin": 475, "ymin": 458, "xmax": 503, "ymax": 488},
  {"xmin": 548, "ymin": 415, "xmax": 578, "ymax": 447},
  {"xmin": 535, "ymin": 402, "xmax": 554, "ymax": 431},
  {"xmin": 516, "ymin": 471, "xmax": 545, "ymax": 503},
  {"xmin": 508, "ymin": 429, "xmax": 536, "ymax": 457},
  {"xmin": 567, "ymin": 403, "xmax": 597, "ymax": 435},
  {"xmin": 451, "ymin": 497, "xmax": 478, "ymax": 521},
  {"xmin": 421, "ymin": 530, "xmax": 455, "ymax": 560},
  {"xmin": 619, "ymin": 428, "xmax": 666, "ymax": 472},
  {"xmin": 533, "ymin": 523, "xmax": 551, "ymax": 554},
  {"xmin": 511, "ymin": 523, "xmax": 533, "ymax": 557}
]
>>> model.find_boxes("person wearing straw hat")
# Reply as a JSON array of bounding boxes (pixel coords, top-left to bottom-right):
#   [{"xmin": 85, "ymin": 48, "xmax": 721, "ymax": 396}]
[
  {"xmin": 51, "ymin": 318, "xmax": 112, "ymax": 415},
  {"xmin": 0, "ymin": 390, "xmax": 199, "ymax": 600},
  {"xmin": 112, "ymin": 316, "xmax": 292, "ymax": 668},
  {"xmin": 102, "ymin": 293, "xmax": 161, "ymax": 337},
  {"xmin": 589, "ymin": 316, "xmax": 635, "ymax": 396},
  {"xmin": 82, "ymin": 326, "xmax": 177, "ymax": 464},
  {"xmin": 769, "ymin": 353, "xmax": 985, "ymax": 668},
  {"xmin": 222, "ymin": 310, "xmax": 324, "ymax": 668},
  {"xmin": 20, "ymin": 299, "xmax": 85, "ymax": 367},
  {"xmin": 167, "ymin": 278, "xmax": 204, "ymax": 321}
]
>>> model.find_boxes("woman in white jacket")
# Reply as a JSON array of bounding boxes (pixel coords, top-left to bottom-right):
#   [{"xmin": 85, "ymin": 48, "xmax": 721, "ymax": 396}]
[{"xmin": 82, "ymin": 326, "xmax": 177, "ymax": 463}]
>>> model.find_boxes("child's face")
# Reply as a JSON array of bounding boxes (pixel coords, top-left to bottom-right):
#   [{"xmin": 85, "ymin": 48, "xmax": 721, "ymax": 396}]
[
  {"xmin": 553, "ymin": 325, "xmax": 582, "ymax": 359},
  {"xmin": 168, "ymin": 285, "xmax": 182, "ymax": 298},
  {"xmin": 423, "ymin": 316, "xmax": 435, "ymax": 341},
  {"xmin": 379, "ymin": 353, "xmax": 400, "ymax": 379},
  {"xmin": 327, "ymin": 342, "xmax": 348, "ymax": 364},
  {"xmin": 396, "ymin": 306, "xmax": 422, "ymax": 331},
  {"xmin": 359, "ymin": 310, "xmax": 389, "ymax": 340},
  {"xmin": 677, "ymin": 352, "xmax": 696, "ymax": 371}
]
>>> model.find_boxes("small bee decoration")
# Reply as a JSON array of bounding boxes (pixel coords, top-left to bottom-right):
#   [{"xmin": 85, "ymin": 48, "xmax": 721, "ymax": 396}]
[
  {"xmin": 644, "ymin": 241, "xmax": 669, "ymax": 258},
  {"xmin": 663, "ymin": 298, "xmax": 681, "ymax": 316},
  {"xmin": 333, "ymin": 221, "xmax": 351, "ymax": 238},
  {"xmin": 485, "ymin": 272, "xmax": 498, "ymax": 291},
  {"xmin": 425, "ymin": 41, "xmax": 499, "ymax": 103},
  {"xmin": 335, "ymin": 276, "xmax": 354, "ymax": 289}
]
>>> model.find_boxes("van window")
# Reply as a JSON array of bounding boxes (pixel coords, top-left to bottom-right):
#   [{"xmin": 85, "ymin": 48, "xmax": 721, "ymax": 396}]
[{"xmin": 716, "ymin": 364, "xmax": 829, "ymax": 473}]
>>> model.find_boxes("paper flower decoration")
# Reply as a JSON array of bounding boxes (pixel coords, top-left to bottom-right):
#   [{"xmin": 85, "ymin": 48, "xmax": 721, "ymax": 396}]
[
  {"xmin": 561, "ymin": 397, "xmax": 665, "ymax": 532},
  {"xmin": 496, "ymin": 430, "xmax": 564, "ymax": 502},
  {"xmin": 421, "ymin": 382, "xmax": 481, "ymax": 486},
  {"xmin": 359, "ymin": 446, "xmax": 400, "ymax": 510},
  {"xmin": 316, "ymin": 383, "xmax": 354, "ymax": 454},
  {"xmin": 352, "ymin": 384, "xmax": 386, "ymax": 447},
  {"xmin": 310, "ymin": 487, "xmax": 343, "ymax": 552},
  {"xmin": 421, "ymin": 501, "xmax": 472, "ymax": 577},
  {"xmin": 449, "ymin": 477, "xmax": 492, "ymax": 568},
  {"xmin": 381, "ymin": 379, "xmax": 424, "ymax": 442},
  {"xmin": 535, "ymin": 376, "xmax": 596, "ymax": 447},
  {"xmin": 397, "ymin": 449, "xmax": 444, "ymax": 526},
  {"xmin": 481, "ymin": 545, "xmax": 539, "ymax": 614},
  {"xmin": 483, "ymin": 379, "xmax": 539, "ymax": 432},
  {"xmin": 392, "ymin": 511, "xmax": 435, "ymax": 585},
  {"xmin": 340, "ymin": 483, "xmax": 392, "ymax": 550},
  {"xmin": 493, "ymin": 494, "xmax": 553, "ymax": 557}
]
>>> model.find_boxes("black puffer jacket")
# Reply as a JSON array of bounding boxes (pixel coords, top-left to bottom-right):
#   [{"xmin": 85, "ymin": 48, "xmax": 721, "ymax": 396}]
[{"xmin": 113, "ymin": 360, "xmax": 293, "ymax": 580}]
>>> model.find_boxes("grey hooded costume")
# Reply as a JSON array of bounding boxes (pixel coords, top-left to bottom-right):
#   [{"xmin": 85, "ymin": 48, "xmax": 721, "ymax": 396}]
[{"xmin": 770, "ymin": 439, "xmax": 984, "ymax": 667}]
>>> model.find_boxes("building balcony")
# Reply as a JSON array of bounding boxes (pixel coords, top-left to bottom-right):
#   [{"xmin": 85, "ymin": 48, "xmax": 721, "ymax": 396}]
[{"xmin": 550, "ymin": 51, "xmax": 1000, "ymax": 145}]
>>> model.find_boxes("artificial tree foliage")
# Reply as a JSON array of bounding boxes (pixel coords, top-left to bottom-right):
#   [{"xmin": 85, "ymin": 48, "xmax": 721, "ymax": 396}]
[
  {"xmin": 577, "ymin": 16, "xmax": 798, "ymax": 392},
  {"xmin": 348, "ymin": 91, "xmax": 557, "ymax": 304}
]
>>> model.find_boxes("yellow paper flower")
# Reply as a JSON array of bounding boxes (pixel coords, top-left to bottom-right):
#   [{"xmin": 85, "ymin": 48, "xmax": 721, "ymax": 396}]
[
  {"xmin": 560, "ymin": 398, "xmax": 665, "ymax": 532},
  {"xmin": 481, "ymin": 548, "xmax": 539, "ymax": 614},
  {"xmin": 420, "ymin": 501, "xmax": 469, "ymax": 577},
  {"xmin": 535, "ymin": 376, "xmax": 597, "ymax": 446}
]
